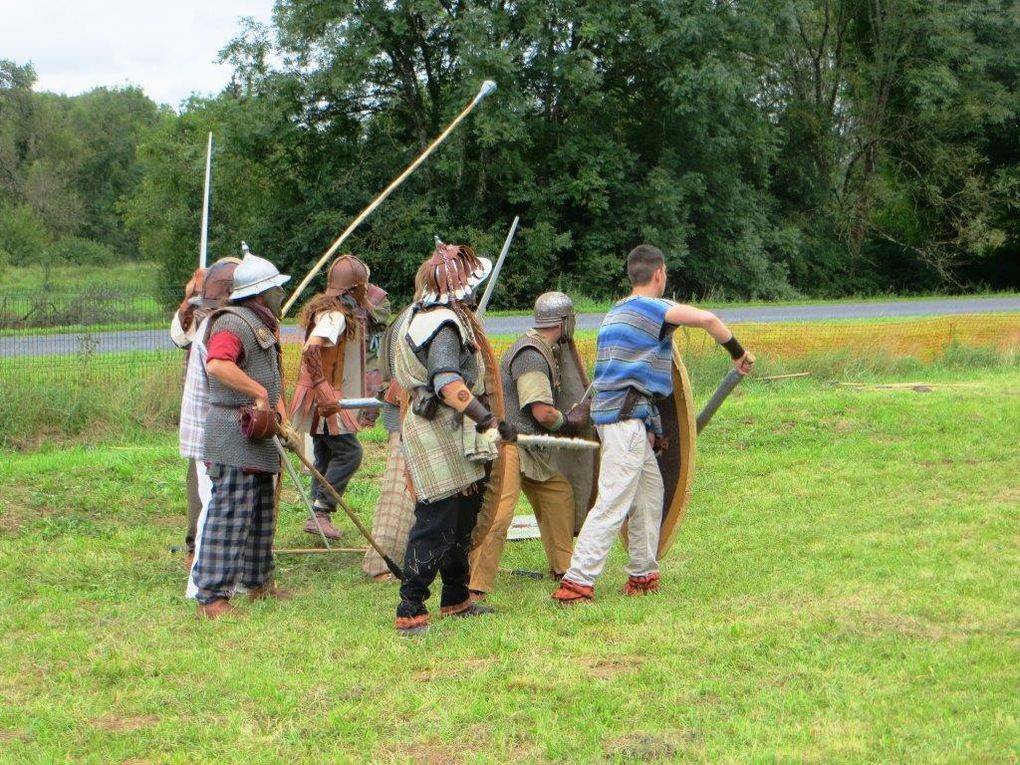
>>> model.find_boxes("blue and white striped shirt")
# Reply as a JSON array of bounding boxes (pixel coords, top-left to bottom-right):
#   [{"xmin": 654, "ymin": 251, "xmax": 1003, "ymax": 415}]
[{"xmin": 591, "ymin": 296, "xmax": 676, "ymax": 433}]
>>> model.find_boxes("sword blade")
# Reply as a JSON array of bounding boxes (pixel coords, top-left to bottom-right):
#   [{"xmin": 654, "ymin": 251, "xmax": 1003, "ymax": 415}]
[
  {"xmin": 475, "ymin": 215, "xmax": 519, "ymax": 318},
  {"xmin": 516, "ymin": 433, "xmax": 599, "ymax": 450},
  {"xmin": 696, "ymin": 368, "xmax": 745, "ymax": 435}
]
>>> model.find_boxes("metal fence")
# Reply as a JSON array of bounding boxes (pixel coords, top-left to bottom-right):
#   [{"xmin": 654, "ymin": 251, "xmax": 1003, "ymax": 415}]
[
  {"xmin": 0, "ymin": 287, "xmax": 178, "ymax": 331},
  {"xmin": 2, "ymin": 288, "xmax": 1018, "ymax": 388}
]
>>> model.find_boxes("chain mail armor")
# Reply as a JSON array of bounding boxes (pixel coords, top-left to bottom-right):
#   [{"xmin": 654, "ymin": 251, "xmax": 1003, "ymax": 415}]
[
  {"xmin": 500, "ymin": 332, "xmax": 559, "ymax": 436},
  {"xmin": 203, "ymin": 307, "xmax": 283, "ymax": 472}
]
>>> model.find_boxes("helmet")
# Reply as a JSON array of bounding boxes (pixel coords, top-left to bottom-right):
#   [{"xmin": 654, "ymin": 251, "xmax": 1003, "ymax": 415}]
[
  {"xmin": 419, "ymin": 240, "xmax": 492, "ymax": 306},
  {"xmin": 229, "ymin": 243, "xmax": 290, "ymax": 301},
  {"xmin": 190, "ymin": 257, "xmax": 242, "ymax": 308},
  {"xmin": 324, "ymin": 254, "xmax": 370, "ymax": 298},
  {"xmin": 533, "ymin": 291, "xmax": 575, "ymax": 339}
]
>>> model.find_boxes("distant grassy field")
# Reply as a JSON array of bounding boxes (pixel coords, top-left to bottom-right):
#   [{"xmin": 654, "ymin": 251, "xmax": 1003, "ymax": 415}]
[
  {"xmin": 1, "ymin": 366, "xmax": 1018, "ymax": 763},
  {"xmin": 2, "ymin": 261, "xmax": 161, "ymax": 291}
]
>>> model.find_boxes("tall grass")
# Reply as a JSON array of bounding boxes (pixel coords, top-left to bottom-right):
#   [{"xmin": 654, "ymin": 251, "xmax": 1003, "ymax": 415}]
[{"xmin": 2, "ymin": 332, "xmax": 1016, "ymax": 451}]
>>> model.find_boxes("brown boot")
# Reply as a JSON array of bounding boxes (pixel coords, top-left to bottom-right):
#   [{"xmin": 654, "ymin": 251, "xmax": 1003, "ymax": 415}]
[
  {"xmin": 247, "ymin": 581, "xmax": 295, "ymax": 601},
  {"xmin": 304, "ymin": 511, "xmax": 343, "ymax": 540},
  {"xmin": 196, "ymin": 598, "xmax": 244, "ymax": 620}
]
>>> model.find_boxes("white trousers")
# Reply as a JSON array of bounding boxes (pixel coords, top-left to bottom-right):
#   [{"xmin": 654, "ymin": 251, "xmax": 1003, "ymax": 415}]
[
  {"xmin": 562, "ymin": 419, "xmax": 664, "ymax": 588},
  {"xmin": 185, "ymin": 460, "xmax": 214, "ymax": 599}
]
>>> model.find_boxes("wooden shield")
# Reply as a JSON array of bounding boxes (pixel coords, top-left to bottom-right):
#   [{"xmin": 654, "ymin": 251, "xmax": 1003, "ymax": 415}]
[
  {"xmin": 547, "ymin": 339, "xmax": 599, "ymax": 534},
  {"xmin": 621, "ymin": 336, "xmax": 697, "ymax": 559}
]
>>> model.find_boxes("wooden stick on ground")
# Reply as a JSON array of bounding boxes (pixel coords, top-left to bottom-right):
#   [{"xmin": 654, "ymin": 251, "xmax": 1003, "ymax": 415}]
[{"xmin": 273, "ymin": 547, "xmax": 368, "ymax": 555}]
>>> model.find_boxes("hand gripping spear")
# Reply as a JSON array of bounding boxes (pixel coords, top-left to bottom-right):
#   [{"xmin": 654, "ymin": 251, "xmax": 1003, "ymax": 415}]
[{"xmin": 281, "ymin": 80, "xmax": 498, "ymax": 318}]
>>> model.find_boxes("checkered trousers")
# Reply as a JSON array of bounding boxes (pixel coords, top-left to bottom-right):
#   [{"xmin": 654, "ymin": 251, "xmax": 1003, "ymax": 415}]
[{"xmin": 191, "ymin": 466, "xmax": 276, "ymax": 604}]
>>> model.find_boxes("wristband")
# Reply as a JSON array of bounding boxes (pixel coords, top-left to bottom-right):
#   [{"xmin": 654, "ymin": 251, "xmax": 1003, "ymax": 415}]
[
  {"xmin": 547, "ymin": 411, "xmax": 566, "ymax": 432},
  {"xmin": 463, "ymin": 397, "xmax": 495, "ymax": 429},
  {"xmin": 721, "ymin": 335, "xmax": 745, "ymax": 360}
]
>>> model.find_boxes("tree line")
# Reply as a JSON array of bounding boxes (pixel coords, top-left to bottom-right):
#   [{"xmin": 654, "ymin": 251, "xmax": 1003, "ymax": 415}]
[{"xmin": 3, "ymin": 0, "xmax": 1019, "ymax": 306}]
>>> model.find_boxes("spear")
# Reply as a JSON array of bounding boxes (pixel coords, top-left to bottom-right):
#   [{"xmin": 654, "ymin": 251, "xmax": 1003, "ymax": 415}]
[
  {"xmin": 282, "ymin": 80, "xmax": 498, "ymax": 317},
  {"xmin": 199, "ymin": 132, "xmax": 212, "ymax": 269}
]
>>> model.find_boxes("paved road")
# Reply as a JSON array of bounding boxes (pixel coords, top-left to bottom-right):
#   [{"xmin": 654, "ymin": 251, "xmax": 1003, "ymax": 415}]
[{"xmin": 2, "ymin": 296, "xmax": 1018, "ymax": 358}]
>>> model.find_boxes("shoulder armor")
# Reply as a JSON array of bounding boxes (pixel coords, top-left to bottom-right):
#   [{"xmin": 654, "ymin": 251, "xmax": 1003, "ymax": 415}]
[{"xmin": 405, "ymin": 306, "xmax": 468, "ymax": 350}]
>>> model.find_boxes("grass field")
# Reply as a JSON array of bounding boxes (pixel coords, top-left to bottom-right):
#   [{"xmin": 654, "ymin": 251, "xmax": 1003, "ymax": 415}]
[
  {"xmin": 1, "ymin": 262, "xmax": 161, "ymax": 292},
  {"xmin": 1, "ymin": 366, "xmax": 1017, "ymax": 763}
]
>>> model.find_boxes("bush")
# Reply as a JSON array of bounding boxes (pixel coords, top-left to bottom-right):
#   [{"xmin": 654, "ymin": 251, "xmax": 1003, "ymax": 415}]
[
  {"xmin": 45, "ymin": 236, "xmax": 117, "ymax": 266},
  {"xmin": 0, "ymin": 203, "xmax": 49, "ymax": 266}
]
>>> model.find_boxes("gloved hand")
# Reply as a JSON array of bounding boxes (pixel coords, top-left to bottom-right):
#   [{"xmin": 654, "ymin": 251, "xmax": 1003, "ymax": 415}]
[
  {"xmin": 478, "ymin": 420, "xmax": 517, "ymax": 451},
  {"xmin": 561, "ymin": 400, "xmax": 591, "ymax": 436},
  {"xmin": 497, "ymin": 419, "xmax": 518, "ymax": 443}
]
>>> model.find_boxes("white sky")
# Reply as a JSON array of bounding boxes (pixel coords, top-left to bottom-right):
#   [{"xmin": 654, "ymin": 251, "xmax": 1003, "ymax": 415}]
[{"xmin": 0, "ymin": 0, "xmax": 277, "ymax": 108}]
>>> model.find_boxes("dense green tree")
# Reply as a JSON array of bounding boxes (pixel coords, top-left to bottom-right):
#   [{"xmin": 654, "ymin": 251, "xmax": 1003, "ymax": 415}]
[{"xmin": 124, "ymin": 0, "xmax": 1020, "ymax": 304}]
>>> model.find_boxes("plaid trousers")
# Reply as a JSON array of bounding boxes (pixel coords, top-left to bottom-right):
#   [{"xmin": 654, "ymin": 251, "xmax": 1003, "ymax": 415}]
[
  {"xmin": 191, "ymin": 465, "xmax": 276, "ymax": 604},
  {"xmin": 362, "ymin": 431, "xmax": 415, "ymax": 577}
]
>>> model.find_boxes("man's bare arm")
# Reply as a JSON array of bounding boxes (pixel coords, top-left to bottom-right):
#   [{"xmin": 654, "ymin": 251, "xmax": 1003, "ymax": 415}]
[
  {"xmin": 663, "ymin": 303, "xmax": 755, "ymax": 375},
  {"xmin": 663, "ymin": 304, "xmax": 731, "ymax": 343}
]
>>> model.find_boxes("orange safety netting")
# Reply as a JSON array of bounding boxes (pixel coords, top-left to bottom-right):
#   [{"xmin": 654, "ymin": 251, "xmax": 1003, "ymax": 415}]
[{"xmin": 280, "ymin": 312, "xmax": 1020, "ymax": 383}]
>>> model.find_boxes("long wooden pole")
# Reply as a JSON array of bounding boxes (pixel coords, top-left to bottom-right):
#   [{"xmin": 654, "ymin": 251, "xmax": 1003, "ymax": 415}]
[
  {"xmin": 281, "ymin": 80, "xmax": 498, "ymax": 317},
  {"xmin": 282, "ymin": 438, "xmax": 405, "ymax": 580}
]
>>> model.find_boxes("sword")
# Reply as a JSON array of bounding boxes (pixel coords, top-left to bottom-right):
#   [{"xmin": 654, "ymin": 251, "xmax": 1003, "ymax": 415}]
[
  {"xmin": 475, "ymin": 215, "xmax": 519, "ymax": 318},
  {"xmin": 696, "ymin": 368, "xmax": 745, "ymax": 435},
  {"xmin": 515, "ymin": 433, "xmax": 599, "ymax": 450},
  {"xmin": 336, "ymin": 397, "xmax": 383, "ymax": 410}
]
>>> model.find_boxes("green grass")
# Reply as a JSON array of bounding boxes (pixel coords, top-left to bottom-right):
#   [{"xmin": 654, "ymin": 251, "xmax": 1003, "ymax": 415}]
[
  {"xmin": 1, "ymin": 366, "xmax": 1018, "ymax": 763},
  {"xmin": 1, "ymin": 261, "xmax": 160, "ymax": 291}
]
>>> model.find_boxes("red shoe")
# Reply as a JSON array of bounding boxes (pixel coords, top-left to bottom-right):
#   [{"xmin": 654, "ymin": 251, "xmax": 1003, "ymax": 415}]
[
  {"xmin": 622, "ymin": 573, "xmax": 660, "ymax": 596},
  {"xmin": 551, "ymin": 579, "xmax": 594, "ymax": 605}
]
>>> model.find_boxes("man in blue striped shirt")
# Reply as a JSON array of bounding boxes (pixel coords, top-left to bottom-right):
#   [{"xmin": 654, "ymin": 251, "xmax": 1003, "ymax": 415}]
[{"xmin": 552, "ymin": 245, "xmax": 754, "ymax": 604}]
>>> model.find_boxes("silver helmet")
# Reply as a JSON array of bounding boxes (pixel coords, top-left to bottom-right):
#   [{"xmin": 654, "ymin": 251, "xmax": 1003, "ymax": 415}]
[
  {"xmin": 229, "ymin": 242, "xmax": 291, "ymax": 301},
  {"xmin": 533, "ymin": 291, "xmax": 575, "ymax": 339}
]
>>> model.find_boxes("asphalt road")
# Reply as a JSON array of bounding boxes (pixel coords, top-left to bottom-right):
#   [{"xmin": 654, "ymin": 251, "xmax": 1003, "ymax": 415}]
[{"xmin": 2, "ymin": 295, "xmax": 1018, "ymax": 358}]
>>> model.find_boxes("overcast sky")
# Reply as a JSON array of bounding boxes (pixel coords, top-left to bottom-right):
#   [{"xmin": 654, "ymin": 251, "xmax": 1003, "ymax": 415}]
[{"xmin": 1, "ymin": 0, "xmax": 277, "ymax": 108}]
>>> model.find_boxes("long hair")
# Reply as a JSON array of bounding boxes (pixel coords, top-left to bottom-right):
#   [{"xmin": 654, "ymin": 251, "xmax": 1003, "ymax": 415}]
[{"xmin": 296, "ymin": 292, "xmax": 358, "ymax": 339}]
